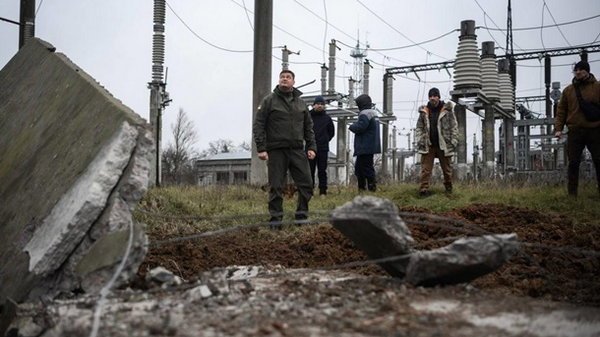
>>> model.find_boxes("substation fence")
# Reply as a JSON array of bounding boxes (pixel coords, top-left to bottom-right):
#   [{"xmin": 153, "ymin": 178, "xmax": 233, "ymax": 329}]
[{"xmin": 88, "ymin": 208, "xmax": 600, "ymax": 337}]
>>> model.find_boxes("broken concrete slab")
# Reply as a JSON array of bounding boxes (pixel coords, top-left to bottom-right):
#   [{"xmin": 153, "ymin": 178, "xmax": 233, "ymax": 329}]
[
  {"xmin": 331, "ymin": 195, "xmax": 414, "ymax": 277},
  {"xmin": 331, "ymin": 196, "xmax": 518, "ymax": 286},
  {"xmin": 404, "ymin": 234, "xmax": 520, "ymax": 286},
  {"xmin": 0, "ymin": 38, "xmax": 152, "ymax": 316}
]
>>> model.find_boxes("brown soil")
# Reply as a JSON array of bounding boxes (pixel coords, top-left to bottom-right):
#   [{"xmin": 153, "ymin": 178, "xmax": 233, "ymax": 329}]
[{"xmin": 139, "ymin": 203, "xmax": 600, "ymax": 306}]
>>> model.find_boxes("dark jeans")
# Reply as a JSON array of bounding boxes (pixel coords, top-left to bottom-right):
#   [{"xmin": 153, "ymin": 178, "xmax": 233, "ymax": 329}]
[
  {"xmin": 566, "ymin": 127, "xmax": 600, "ymax": 195},
  {"xmin": 267, "ymin": 148, "xmax": 313, "ymax": 220},
  {"xmin": 309, "ymin": 150, "xmax": 329, "ymax": 194},
  {"xmin": 355, "ymin": 154, "xmax": 376, "ymax": 191}
]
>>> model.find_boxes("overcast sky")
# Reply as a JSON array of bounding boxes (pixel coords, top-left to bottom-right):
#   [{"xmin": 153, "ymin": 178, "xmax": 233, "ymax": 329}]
[{"xmin": 1, "ymin": 0, "xmax": 599, "ymax": 156}]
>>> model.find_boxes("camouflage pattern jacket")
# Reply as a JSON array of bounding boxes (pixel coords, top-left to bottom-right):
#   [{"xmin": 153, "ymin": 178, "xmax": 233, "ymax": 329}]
[{"xmin": 415, "ymin": 102, "xmax": 459, "ymax": 157}]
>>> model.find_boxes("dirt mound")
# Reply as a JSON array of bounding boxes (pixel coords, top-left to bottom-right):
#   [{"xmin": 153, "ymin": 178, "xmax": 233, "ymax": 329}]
[{"xmin": 139, "ymin": 203, "xmax": 600, "ymax": 306}]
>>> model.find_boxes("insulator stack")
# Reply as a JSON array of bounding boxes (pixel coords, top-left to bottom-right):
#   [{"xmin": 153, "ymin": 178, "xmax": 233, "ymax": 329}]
[
  {"xmin": 152, "ymin": 0, "xmax": 166, "ymax": 82},
  {"xmin": 498, "ymin": 59, "xmax": 515, "ymax": 112},
  {"xmin": 480, "ymin": 41, "xmax": 500, "ymax": 102},
  {"xmin": 453, "ymin": 20, "xmax": 481, "ymax": 90}
]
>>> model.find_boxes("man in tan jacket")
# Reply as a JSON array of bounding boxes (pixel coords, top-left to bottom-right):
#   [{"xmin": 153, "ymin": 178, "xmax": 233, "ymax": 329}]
[
  {"xmin": 415, "ymin": 88, "xmax": 458, "ymax": 197},
  {"xmin": 554, "ymin": 61, "xmax": 600, "ymax": 197}
]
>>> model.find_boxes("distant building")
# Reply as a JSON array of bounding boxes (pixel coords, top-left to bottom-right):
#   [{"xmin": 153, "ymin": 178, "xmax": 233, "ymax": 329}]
[
  {"xmin": 195, "ymin": 150, "xmax": 342, "ymax": 186},
  {"xmin": 195, "ymin": 152, "xmax": 251, "ymax": 185}
]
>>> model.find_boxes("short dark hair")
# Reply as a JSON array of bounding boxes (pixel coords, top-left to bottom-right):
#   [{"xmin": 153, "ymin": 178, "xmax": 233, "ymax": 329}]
[{"xmin": 280, "ymin": 69, "xmax": 295, "ymax": 79}]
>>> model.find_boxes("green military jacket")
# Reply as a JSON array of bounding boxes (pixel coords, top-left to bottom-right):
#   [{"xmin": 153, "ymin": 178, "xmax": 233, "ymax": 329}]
[{"xmin": 253, "ymin": 85, "xmax": 316, "ymax": 153}]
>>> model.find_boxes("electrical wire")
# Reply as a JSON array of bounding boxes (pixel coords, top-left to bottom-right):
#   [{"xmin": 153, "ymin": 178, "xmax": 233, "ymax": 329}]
[
  {"xmin": 483, "ymin": 13, "xmax": 600, "ymax": 31},
  {"xmin": 355, "ymin": 0, "xmax": 449, "ymax": 61},
  {"xmin": 89, "ymin": 219, "xmax": 135, "ymax": 337},
  {"xmin": 367, "ymin": 29, "xmax": 459, "ymax": 52},
  {"xmin": 540, "ymin": 3, "xmax": 547, "ymax": 51},
  {"xmin": 35, "ymin": 0, "xmax": 44, "ymax": 16},
  {"xmin": 229, "ymin": 0, "xmax": 353, "ymax": 65},
  {"xmin": 543, "ymin": 1, "xmax": 572, "ymax": 47},
  {"xmin": 322, "ymin": 0, "xmax": 328, "ymax": 65},
  {"xmin": 241, "ymin": 0, "xmax": 253, "ymax": 30},
  {"xmin": 473, "ymin": 0, "xmax": 526, "ymax": 52},
  {"xmin": 166, "ymin": 1, "xmax": 252, "ymax": 53}
]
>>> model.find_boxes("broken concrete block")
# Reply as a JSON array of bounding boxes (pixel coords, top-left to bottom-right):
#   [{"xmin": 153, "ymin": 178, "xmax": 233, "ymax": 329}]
[
  {"xmin": 331, "ymin": 196, "xmax": 519, "ymax": 287},
  {"xmin": 331, "ymin": 196, "xmax": 414, "ymax": 277},
  {"xmin": 404, "ymin": 234, "xmax": 520, "ymax": 286},
  {"xmin": 0, "ymin": 38, "xmax": 152, "ymax": 318}
]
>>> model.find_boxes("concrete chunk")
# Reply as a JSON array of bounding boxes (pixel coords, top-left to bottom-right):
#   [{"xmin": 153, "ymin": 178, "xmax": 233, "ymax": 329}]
[
  {"xmin": 332, "ymin": 196, "xmax": 414, "ymax": 277},
  {"xmin": 0, "ymin": 38, "xmax": 152, "ymax": 313},
  {"xmin": 404, "ymin": 234, "xmax": 520, "ymax": 286},
  {"xmin": 24, "ymin": 121, "xmax": 138, "ymax": 275},
  {"xmin": 331, "ymin": 196, "xmax": 519, "ymax": 286}
]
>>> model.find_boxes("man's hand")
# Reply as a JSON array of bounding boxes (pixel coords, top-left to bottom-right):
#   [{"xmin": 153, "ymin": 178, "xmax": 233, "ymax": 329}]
[
  {"xmin": 555, "ymin": 131, "xmax": 562, "ymax": 139},
  {"xmin": 258, "ymin": 151, "xmax": 268, "ymax": 160},
  {"xmin": 307, "ymin": 150, "xmax": 316, "ymax": 160}
]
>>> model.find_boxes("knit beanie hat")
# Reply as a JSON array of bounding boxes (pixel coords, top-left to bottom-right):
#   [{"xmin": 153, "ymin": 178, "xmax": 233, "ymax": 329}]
[
  {"xmin": 574, "ymin": 61, "xmax": 590, "ymax": 73},
  {"xmin": 314, "ymin": 95, "xmax": 325, "ymax": 104},
  {"xmin": 428, "ymin": 87, "xmax": 441, "ymax": 98}
]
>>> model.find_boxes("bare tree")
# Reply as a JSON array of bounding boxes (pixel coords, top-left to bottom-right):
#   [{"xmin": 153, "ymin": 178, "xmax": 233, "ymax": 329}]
[
  {"xmin": 162, "ymin": 108, "xmax": 198, "ymax": 185},
  {"xmin": 208, "ymin": 139, "xmax": 234, "ymax": 155}
]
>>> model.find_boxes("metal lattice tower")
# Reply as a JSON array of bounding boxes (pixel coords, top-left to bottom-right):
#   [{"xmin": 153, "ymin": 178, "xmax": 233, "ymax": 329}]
[{"xmin": 350, "ymin": 39, "xmax": 368, "ymax": 96}]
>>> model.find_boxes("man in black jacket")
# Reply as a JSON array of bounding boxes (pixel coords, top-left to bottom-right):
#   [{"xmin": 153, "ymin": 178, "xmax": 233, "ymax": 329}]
[
  {"xmin": 253, "ymin": 70, "xmax": 317, "ymax": 227},
  {"xmin": 309, "ymin": 96, "xmax": 335, "ymax": 196}
]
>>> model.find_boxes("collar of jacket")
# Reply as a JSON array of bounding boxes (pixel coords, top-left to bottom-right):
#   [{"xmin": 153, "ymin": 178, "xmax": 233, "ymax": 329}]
[
  {"xmin": 421, "ymin": 101, "xmax": 452, "ymax": 116},
  {"xmin": 274, "ymin": 85, "xmax": 303, "ymax": 99},
  {"xmin": 572, "ymin": 73, "xmax": 597, "ymax": 86}
]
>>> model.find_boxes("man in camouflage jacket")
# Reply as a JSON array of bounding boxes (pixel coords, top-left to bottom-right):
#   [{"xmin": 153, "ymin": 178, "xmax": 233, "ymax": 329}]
[{"xmin": 415, "ymin": 88, "xmax": 458, "ymax": 197}]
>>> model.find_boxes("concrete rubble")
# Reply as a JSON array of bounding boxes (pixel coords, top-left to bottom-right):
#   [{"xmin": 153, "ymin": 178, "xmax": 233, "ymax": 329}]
[
  {"xmin": 0, "ymin": 38, "xmax": 152, "ymax": 334},
  {"xmin": 6, "ymin": 265, "xmax": 600, "ymax": 337},
  {"xmin": 332, "ymin": 196, "xmax": 519, "ymax": 286}
]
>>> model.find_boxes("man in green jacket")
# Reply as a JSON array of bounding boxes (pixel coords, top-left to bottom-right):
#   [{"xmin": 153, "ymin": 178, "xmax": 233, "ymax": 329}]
[
  {"xmin": 554, "ymin": 61, "xmax": 600, "ymax": 197},
  {"xmin": 253, "ymin": 70, "xmax": 317, "ymax": 228}
]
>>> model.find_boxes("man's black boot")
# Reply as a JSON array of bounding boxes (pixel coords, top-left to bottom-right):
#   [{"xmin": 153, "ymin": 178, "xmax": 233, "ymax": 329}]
[
  {"xmin": 269, "ymin": 217, "xmax": 283, "ymax": 230},
  {"xmin": 367, "ymin": 177, "xmax": 377, "ymax": 192}
]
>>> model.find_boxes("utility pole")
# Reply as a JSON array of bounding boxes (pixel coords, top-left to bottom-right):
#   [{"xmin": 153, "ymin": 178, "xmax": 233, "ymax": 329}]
[
  {"xmin": 149, "ymin": 0, "xmax": 170, "ymax": 186},
  {"xmin": 250, "ymin": 0, "xmax": 272, "ymax": 186},
  {"xmin": 19, "ymin": 0, "xmax": 35, "ymax": 48}
]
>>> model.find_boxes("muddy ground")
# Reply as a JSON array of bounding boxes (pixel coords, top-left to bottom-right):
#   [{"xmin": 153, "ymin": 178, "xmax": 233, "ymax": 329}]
[
  {"xmin": 10, "ymin": 203, "xmax": 600, "ymax": 337},
  {"xmin": 141, "ymin": 203, "xmax": 600, "ymax": 306}
]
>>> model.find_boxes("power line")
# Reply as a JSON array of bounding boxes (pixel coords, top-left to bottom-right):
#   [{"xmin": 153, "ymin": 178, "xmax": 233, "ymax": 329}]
[
  {"xmin": 483, "ymin": 13, "xmax": 600, "ymax": 31},
  {"xmin": 337, "ymin": 29, "xmax": 459, "ymax": 52},
  {"xmin": 35, "ymin": 0, "xmax": 45, "ymax": 16},
  {"xmin": 240, "ymin": 0, "xmax": 253, "ymax": 30},
  {"xmin": 290, "ymin": 0, "xmax": 408, "ymax": 66},
  {"xmin": 321, "ymin": 0, "xmax": 328, "ymax": 65},
  {"xmin": 166, "ymin": 1, "xmax": 252, "ymax": 53},
  {"xmin": 473, "ymin": 0, "xmax": 526, "ymax": 52},
  {"xmin": 355, "ymin": 0, "xmax": 449, "ymax": 61}
]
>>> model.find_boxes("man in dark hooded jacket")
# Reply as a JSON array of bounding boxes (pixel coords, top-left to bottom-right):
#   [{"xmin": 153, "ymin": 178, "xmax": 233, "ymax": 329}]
[
  {"xmin": 349, "ymin": 94, "xmax": 381, "ymax": 192},
  {"xmin": 253, "ymin": 70, "xmax": 317, "ymax": 227},
  {"xmin": 555, "ymin": 61, "xmax": 600, "ymax": 197},
  {"xmin": 309, "ymin": 96, "xmax": 335, "ymax": 196}
]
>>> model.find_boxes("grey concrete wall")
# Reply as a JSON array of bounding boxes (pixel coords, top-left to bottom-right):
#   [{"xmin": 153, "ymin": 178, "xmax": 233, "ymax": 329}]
[{"xmin": 0, "ymin": 38, "xmax": 152, "ymax": 309}]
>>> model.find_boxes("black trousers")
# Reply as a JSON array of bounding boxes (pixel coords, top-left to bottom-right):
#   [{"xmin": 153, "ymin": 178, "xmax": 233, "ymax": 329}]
[
  {"xmin": 309, "ymin": 150, "xmax": 329, "ymax": 194},
  {"xmin": 566, "ymin": 127, "xmax": 600, "ymax": 195},
  {"xmin": 267, "ymin": 148, "xmax": 313, "ymax": 219},
  {"xmin": 355, "ymin": 154, "xmax": 376, "ymax": 191}
]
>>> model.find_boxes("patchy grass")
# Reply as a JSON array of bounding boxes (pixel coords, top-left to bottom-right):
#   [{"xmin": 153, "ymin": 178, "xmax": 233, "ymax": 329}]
[{"xmin": 135, "ymin": 182, "xmax": 600, "ymax": 237}]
